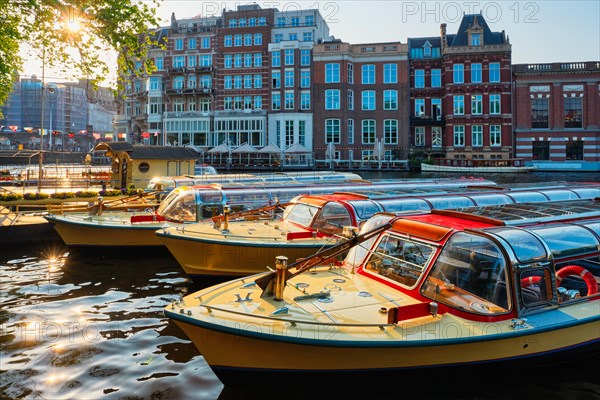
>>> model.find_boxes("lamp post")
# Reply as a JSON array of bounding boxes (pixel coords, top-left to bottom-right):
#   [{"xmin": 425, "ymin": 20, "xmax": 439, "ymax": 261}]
[{"xmin": 38, "ymin": 46, "xmax": 46, "ymax": 192}]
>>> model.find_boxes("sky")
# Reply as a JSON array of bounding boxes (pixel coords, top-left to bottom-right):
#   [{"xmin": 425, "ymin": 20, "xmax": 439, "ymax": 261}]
[{"xmin": 21, "ymin": 0, "xmax": 600, "ymax": 84}]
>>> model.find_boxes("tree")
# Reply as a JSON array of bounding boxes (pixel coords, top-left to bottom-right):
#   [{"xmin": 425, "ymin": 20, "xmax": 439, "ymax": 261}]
[{"xmin": 0, "ymin": 0, "xmax": 161, "ymax": 118}]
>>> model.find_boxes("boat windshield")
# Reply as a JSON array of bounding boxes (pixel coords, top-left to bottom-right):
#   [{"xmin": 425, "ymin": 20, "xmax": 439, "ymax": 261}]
[
  {"xmin": 157, "ymin": 188, "xmax": 198, "ymax": 223},
  {"xmin": 283, "ymin": 203, "xmax": 320, "ymax": 228},
  {"xmin": 421, "ymin": 231, "xmax": 510, "ymax": 314},
  {"xmin": 345, "ymin": 214, "xmax": 395, "ymax": 268},
  {"xmin": 311, "ymin": 202, "xmax": 353, "ymax": 235}
]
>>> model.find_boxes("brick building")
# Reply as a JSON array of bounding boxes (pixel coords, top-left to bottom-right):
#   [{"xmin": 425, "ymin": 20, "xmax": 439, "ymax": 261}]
[
  {"xmin": 512, "ymin": 61, "xmax": 600, "ymax": 171},
  {"xmin": 312, "ymin": 40, "xmax": 410, "ymax": 167}
]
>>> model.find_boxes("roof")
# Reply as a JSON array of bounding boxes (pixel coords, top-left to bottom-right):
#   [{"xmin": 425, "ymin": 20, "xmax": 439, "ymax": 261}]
[
  {"xmin": 93, "ymin": 143, "xmax": 199, "ymax": 160},
  {"xmin": 285, "ymin": 143, "xmax": 311, "ymax": 154},
  {"xmin": 258, "ymin": 143, "xmax": 282, "ymax": 154},
  {"xmin": 407, "ymin": 36, "xmax": 441, "ymax": 49},
  {"xmin": 449, "ymin": 14, "xmax": 507, "ymax": 46}
]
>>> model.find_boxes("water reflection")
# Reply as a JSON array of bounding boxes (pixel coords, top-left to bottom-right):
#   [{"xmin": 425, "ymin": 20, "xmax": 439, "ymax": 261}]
[{"xmin": 0, "ymin": 245, "xmax": 222, "ymax": 399}]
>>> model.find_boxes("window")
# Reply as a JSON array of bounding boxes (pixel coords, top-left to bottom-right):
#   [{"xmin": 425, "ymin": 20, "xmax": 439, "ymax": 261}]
[
  {"xmin": 490, "ymin": 94, "xmax": 501, "ymax": 115},
  {"xmin": 149, "ymin": 97, "xmax": 162, "ymax": 114},
  {"xmin": 254, "ymin": 74, "xmax": 262, "ymax": 88},
  {"xmin": 258, "ymin": 17, "xmax": 266, "ymax": 26},
  {"xmin": 566, "ymin": 139, "xmax": 584, "ymax": 160},
  {"xmin": 415, "ymin": 69, "xmax": 425, "ymax": 88},
  {"xmin": 229, "ymin": 19, "xmax": 237, "ymax": 28},
  {"xmin": 187, "ymin": 75, "xmax": 197, "ymax": 88},
  {"xmin": 224, "ymin": 35, "xmax": 232, "ymax": 47},
  {"xmin": 532, "ymin": 141, "xmax": 549, "ymax": 160},
  {"xmin": 490, "ymin": 125, "xmax": 501, "ymax": 146},
  {"xmin": 415, "ymin": 98, "xmax": 425, "ymax": 117},
  {"xmin": 234, "ymin": 54, "xmax": 242, "ymax": 68},
  {"xmin": 453, "ymin": 125, "xmax": 465, "ymax": 146},
  {"xmin": 173, "ymin": 76, "xmax": 184, "ymax": 89},
  {"xmin": 272, "ymin": 71, "xmax": 281, "ymax": 88},
  {"xmin": 288, "ymin": 33, "xmax": 297, "ymax": 41},
  {"xmin": 187, "ymin": 55, "xmax": 196, "ymax": 67},
  {"xmin": 489, "ymin": 62, "xmax": 500, "ymax": 83},
  {"xmin": 201, "ymin": 37, "xmax": 210, "ymax": 49},
  {"xmin": 284, "ymin": 49, "xmax": 294, "ymax": 65},
  {"xmin": 274, "ymin": 34, "xmax": 283, "ymax": 43},
  {"xmin": 384, "ymin": 64, "xmax": 397, "ymax": 84},
  {"xmin": 325, "ymin": 119, "xmax": 341, "ymax": 143},
  {"xmin": 383, "ymin": 90, "xmax": 398, "ymax": 110},
  {"xmin": 471, "ymin": 63, "xmax": 482, "ymax": 83},
  {"xmin": 272, "ymin": 51, "xmax": 281, "ymax": 67},
  {"xmin": 453, "ymin": 95, "xmax": 464, "ymax": 115},
  {"xmin": 188, "ymin": 38, "xmax": 196, "ymax": 49},
  {"xmin": 432, "ymin": 127, "xmax": 442, "ymax": 147},
  {"xmin": 285, "ymin": 70, "xmax": 294, "ymax": 87},
  {"xmin": 291, "ymin": 17, "xmax": 299, "ymax": 26},
  {"xmin": 285, "ymin": 92, "xmax": 294, "ymax": 109},
  {"xmin": 472, "ymin": 125, "xmax": 483, "ymax": 147},
  {"xmin": 277, "ymin": 17, "xmax": 286, "ymax": 27},
  {"xmin": 299, "ymin": 120, "xmax": 306, "ymax": 145},
  {"xmin": 384, "ymin": 120, "xmax": 398, "ymax": 145},
  {"xmin": 154, "ymin": 57, "xmax": 164, "ymax": 70},
  {"xmin": 173, "ymin": 56, "xmax": 184, "ymax": 68},
  {"xmin": 415, "ymin": 127, "xmax": 425, "ymax": 146},
  {"xmin": 272, "ymin": 92, "xmax": 281, "ymax": 110},
  {"xmin": 300, "ymin": 70, "xmax": 310, "ymax": 88},
  {"xmin": 348, "ymin": 90, "xmax": 354, "ymax": 110},
  {"xmin": 238, "ymin": 18, "xmax": 246, "ymax": 27},
  {"xmin": 431, "ymin": 98, "xmax": 442, "ymax": 120},
  {"xmin": 348, "ymin": 119, "xmax": 354, "ymax": 144},
  {"xmin": 362, "ymin": 120, "xmax": 376, "ymax": 144},
  {"xmin": 531, "ymin": 98, "xmax": 549, "ymax": 129},
  {"xmin": 173, "ymin": 98, "xmax": 184, "ymax": 112},
  {"xmin": 453, "ymin": 64, "xmax": 464, "ymax": 84},
  {"xmin": 300, "ymin": 91, "xmax": 310, "ymax": 110},
  {"xmin": 471, "ymin": 94, "xmax": 483, "ymax": 115},
  {"xmin": 234, "ymin": 75, "xmax": 242, "ymax": 89},
  {"xmin": 362, "ymin": 64, "xmax": 375, "ymax": 84},
  {"xmin": 564, "ymin": 97, "xmax": 582, "ymax": 128},
  {"xmin": 249, "ymin": 18, "xmax": 256, "ymax": 26},
  {"xmin": 348, "ymin": 63, "xmax": 354, "ymax": 84},
  {"xmin": 301, "ymin": 49, "xmax": 311, "ymax": 66},
  {"xmin": 234, "ymin": 34, "xmax": 242, "ymax": 46},
  {"xmin": 224, "ymin": 97, "xmax": 232, "ymax": 110},
  {"xmin": 149, "ymin": 76, "xmax": 162, "ymax": 91},
  {"xmin": 244, "ymin": 96, "xmax": 252, "ymax": 109},
  {"xmin": 303, "ymin": 32, "xmax": 313, "ymax": 42},
  {"xmin": 175, "ymin": 38, "xmax": 183, "ymax": 50},
  {"xmin": 254, "ymin": 53, "xmax": 262, "ymax": 67},
  {"xmin": 362, "ymin": 90, "xmax": 375, "ymax": 110},
  {"xmin": 200, "ymin": 75, "xmax": 211, "ymax": 88},
  {"xmin": 200, "ymin": 54, "xmax": 212, "ymax": 67},
  {"xmin": 305, "ymin": 15, "xmax": 314, "ymax": 26},
  {"xmin": 244, "ymin": 34, "xmax": 252, "ymax": 46},
  {"xmin": 253, "ymin": 33, "xmax": 262, "ymax": 45},
  {"xmin": 224, "ymin": 54, "xmax": 232, "ymax": 68},
  {"xmin": 325, "ymin": 63, "xmax": 340, "ymax": 83},
  {"xmin": 244, "ymin": 53, "xmax": 252, "ymax": 67},
  {"xmin": 325, "ymin": 89, "xmax": 340, "ymax": 110},
  {"xmin": 234, "ymin": 96, "xmax": 242, "ymax": 110},
  {"xmin": 471, "ymin": 33, "xmax": 481, "ymax": 46},
  {"xmin": 254, "ymin": 96, "xmax": 262, "ymax": 110},
  {"xmin": 244, "ymin": 75, "xmax": 252, "ymax": 89},
  {"xmin": 431, "ymin": 69, "xmax": 441, "ymax": 87}
]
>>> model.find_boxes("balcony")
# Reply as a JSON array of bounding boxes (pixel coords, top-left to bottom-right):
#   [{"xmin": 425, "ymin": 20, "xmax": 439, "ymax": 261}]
[
  {"xmin": 167, "ymin": 67, "xmax": 185, "ymax": 74},
  {"xmin": 195, "ymin": 66, "xmax": 213, "ymax": 73},
  {"xmin": 164, "ymin": 111, "xmax": 213, "ymax": 119},
  {"xmin": 410, "ymin": 115, "xmax": 445, "ymax": 126}
]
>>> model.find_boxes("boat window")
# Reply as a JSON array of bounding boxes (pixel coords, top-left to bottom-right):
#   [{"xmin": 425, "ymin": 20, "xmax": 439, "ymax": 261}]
[
  {"xmin": 379, "ymin": 198, "xmax": 432, "ymax": 214},
  {"xmin": 571, "ymin": 187, "xmax": 600, "ymax": 200},
  {"xmin": 517, "ymin": 267, "xmax": 553, "ymax": 307},
  {"xmin": 573, "ymin": 220, "xmax": 600, "ymax": 238},
  {"xmin": 539, "ymin": 189, "xmax": 579, "ymax": 201},
  {"xmin": 425, "ymin": 196, "xmax": 475, "ymax": 210},
  {"xmin": 346, "ymin": 214, "xmax": 394, "ymax": 268},
  {"xmin": 223, "ymin": 189, "xmax": 272, "ymax": 208},
  {"xmin": 506, "ymin": 192, "xmax": 548, "ymax": 203},
  {"xmin": 365, "ymin": 234, "xmax": 434, "ymax": 288},
  {"xmin": 421, "ymin": 232, "xmax": 510, "ymax": 314},
  {"xmin": 283, "ymin": 203, "xmax": 319, "ymax": 227},
  {"xmin": 159, "ymin": 189, "xmax": 197, "ymax": 222},
  {"xmin": 528, "ymin": 223, "xmax": 600, "ymax": 259},
  {"xmin": 347, "ymin": 200, "xmax": 382, "ymax": 220},
  {"xmin": 468, "ymin": 194, "xmax": 514, "ymax": 207},
  {"xmin": 485, "ymin": 227, "xmax": 547, "ymax": 263},
  {"xmin": 312, "ymin": 202, "xmax": 352, "ymax": 235},
  {"xmin": 156, "ymin": 187, "xmax": 187, "ymax": 215},
  {"xmin": 555, "ymin": 259, "xmax": 600, "ymax": 300}
]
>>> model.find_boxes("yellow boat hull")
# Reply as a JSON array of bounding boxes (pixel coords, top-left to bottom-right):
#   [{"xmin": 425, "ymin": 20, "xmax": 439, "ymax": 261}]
[
  {"xmin": 158, "ymin": 233, "xmax": 325, "ymax": 276},
  {"xmin": 47, "ymin": 215, "xmax": 164, "ymax": 246}
]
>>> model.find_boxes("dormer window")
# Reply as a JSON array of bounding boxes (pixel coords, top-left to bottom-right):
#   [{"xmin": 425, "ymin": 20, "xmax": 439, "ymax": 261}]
[
  {"xmin": 423, "ymin": 41, "xmax": 432, "ymax": 57},
  {"xmin": 471, "ymin": 33, "xmax": 481, "ymax": 46}
]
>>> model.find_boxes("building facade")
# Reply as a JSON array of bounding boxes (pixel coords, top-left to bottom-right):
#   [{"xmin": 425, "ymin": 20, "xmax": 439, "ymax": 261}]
[
  {"xmin": 409, "ymin": 15, "xmax": 512, "ymax": 162},
  {"xmin": 512, "ymin": 61, "xmax": 600, "ymax": 171}
]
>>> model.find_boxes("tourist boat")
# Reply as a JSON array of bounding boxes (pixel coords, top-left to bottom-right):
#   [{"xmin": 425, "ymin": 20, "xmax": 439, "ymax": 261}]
[
  {"xmin": 157, "ymin": 183, "xmax": 600, "ymax": 276},
  {"xmin": 44, "ymin": 177, "xmax": 494, "ymax": 247},
  {"xmin": 421, "ymin": 158, "xmax": 535, "ymax": 173},
  {"xmin": 165, "ymin": 199, "xmax": 600, "ymax": 389}
]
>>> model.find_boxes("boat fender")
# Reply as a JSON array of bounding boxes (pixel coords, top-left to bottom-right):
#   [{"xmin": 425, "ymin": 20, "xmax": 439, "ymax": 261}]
[
  {"xmin": 520, "ymin": 275, "xmax": 542, "ymax": 288},
  {"xmin": 556, "ymin": 265, "xmax": 598, "ymax": 295}
]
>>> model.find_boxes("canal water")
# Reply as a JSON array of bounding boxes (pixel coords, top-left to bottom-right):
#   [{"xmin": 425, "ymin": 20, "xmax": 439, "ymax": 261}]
[{"xmin": 1, "ymin": 171, "xmax": 599, "ymax": 400}]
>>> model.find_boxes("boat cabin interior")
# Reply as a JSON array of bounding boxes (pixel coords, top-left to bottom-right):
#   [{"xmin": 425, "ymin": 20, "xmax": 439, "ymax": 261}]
[{"xmin": 351, "ymin": 199, "xmax": 599, "ymax": 321}]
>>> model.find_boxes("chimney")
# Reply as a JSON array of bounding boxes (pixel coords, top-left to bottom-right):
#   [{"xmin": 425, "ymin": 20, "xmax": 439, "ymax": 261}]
[{"xmin": 440, "ymin": 23, "xmax": 448, "ymax": 51}]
